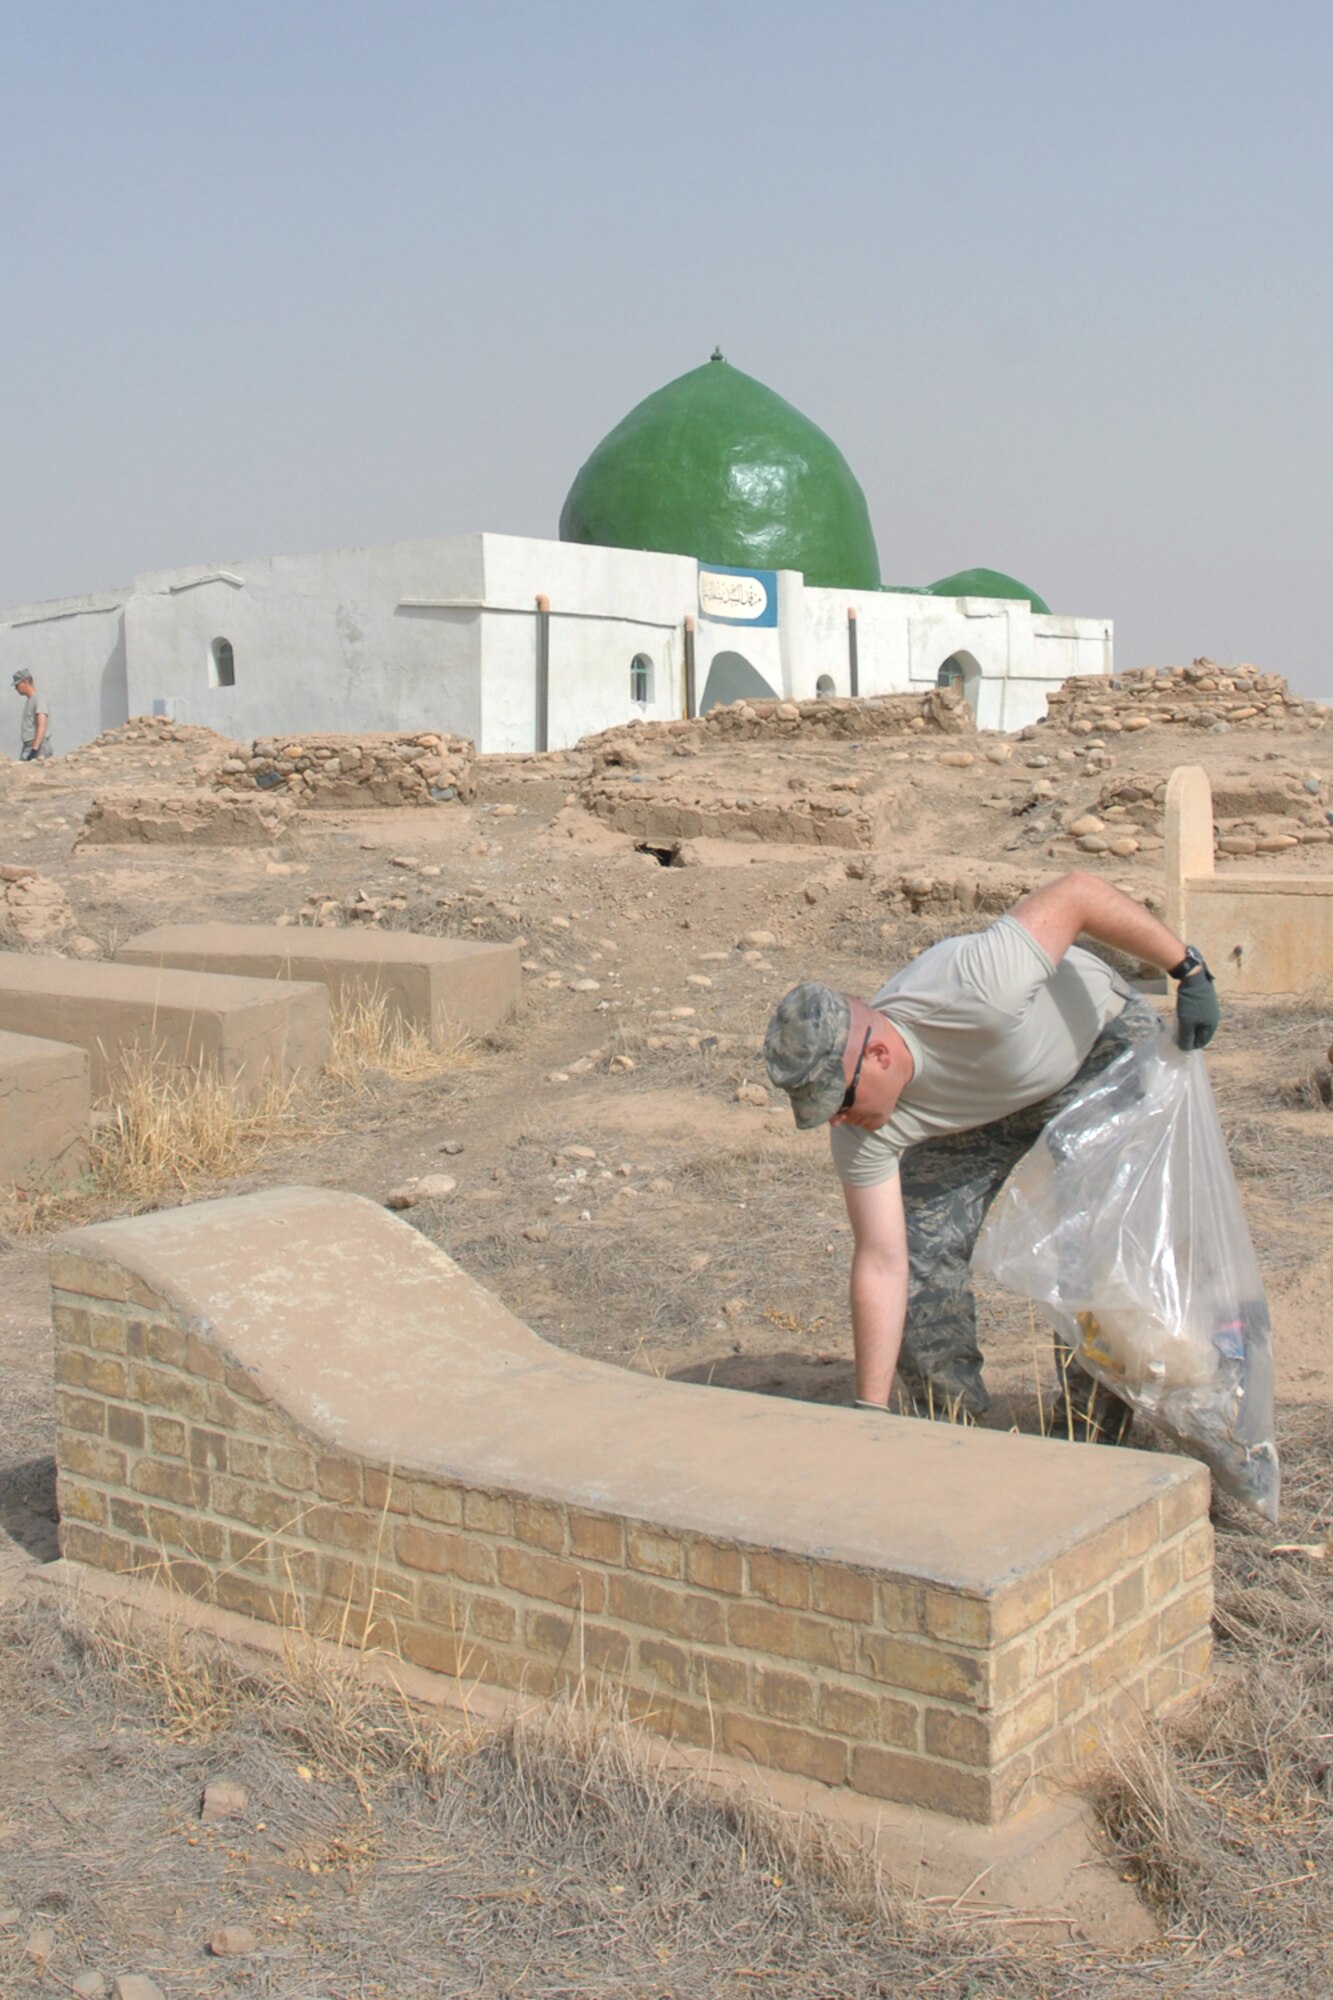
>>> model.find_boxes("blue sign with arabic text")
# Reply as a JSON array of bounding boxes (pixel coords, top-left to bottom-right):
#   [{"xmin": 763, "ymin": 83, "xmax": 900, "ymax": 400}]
[{"xmin": 697, "ymin": 562, "xmax": 779, "ymax": 628}]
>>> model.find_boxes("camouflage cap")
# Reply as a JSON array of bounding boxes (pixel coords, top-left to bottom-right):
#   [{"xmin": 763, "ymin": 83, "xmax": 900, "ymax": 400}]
[
  {"xmin": 11, "ymin": 670, "xmax": 31, "ymax": 687},
  {"xmin": 764, "ymin": 982, "xmax": 852, "ymax": 1129}
]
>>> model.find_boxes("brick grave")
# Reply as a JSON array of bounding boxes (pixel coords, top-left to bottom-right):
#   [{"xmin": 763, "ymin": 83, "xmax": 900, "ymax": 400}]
[{"xmin": 52, "ymin": 1188, "xmax": 1213, "ymax": 1826}]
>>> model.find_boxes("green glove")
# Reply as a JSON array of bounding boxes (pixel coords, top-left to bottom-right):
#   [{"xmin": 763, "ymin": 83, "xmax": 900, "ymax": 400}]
[{"xmin": 1174, "ymin": 953, "xmax": 1220, "ymax": 1050}]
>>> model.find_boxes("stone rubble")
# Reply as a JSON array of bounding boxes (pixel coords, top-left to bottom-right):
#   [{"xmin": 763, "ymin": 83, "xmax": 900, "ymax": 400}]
[
  {"xmin": 76, "ymin": 793, "xmax": 295, "ymax": 847},
  {"xmin": 583, "ymin": 684, "xmax": 974, "ymax": 754},
  {"xmin": 0, "ymin": 865, "xmax": 77, "ymax": 945},
  {"xmin": 210, "ymin": 732, "xmax": 476, "ymax": 809},
  {"xmin": 1043, "ymin": 660, "xmax": 1327, "ymax": 734}
]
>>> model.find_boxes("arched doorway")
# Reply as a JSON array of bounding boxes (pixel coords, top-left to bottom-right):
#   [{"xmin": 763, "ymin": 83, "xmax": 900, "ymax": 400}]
[
  {"xmin": 936, "ymin": 651, "xmax": 981, "ymax": 719},
  {"xmin": 699, "ymin": 650, "xmax": 778, "ymax": 714}
]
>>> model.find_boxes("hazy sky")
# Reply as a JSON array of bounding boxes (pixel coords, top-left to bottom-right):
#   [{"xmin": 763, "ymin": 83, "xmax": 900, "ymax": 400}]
[{"xmin": 3, "ymin": 1, "xmax": 1330, "ymax": 698}]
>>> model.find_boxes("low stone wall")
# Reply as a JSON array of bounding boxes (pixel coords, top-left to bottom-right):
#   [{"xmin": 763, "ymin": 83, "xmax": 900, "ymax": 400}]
[
  {"xmin": 1044, "ymin": 662, "xmax": 1327, "ymax": 736},
  {"xmin": 583, "ymin": 770, "xmax": 889, "ymax": 849},
  {"xmin": 211, "ymin": 733, "xmax": 476, "ymax": 809},
  {"xmin": 52, "ymin": 1188, "xmax": 1213, "ymax": 1828},
  {"xmin": 583, "ymin": 686, "xmax": 974, "ymax": 760},
  {"xmin": 76, "ymin": 794, "xmax": 295, "ymax": 847}
]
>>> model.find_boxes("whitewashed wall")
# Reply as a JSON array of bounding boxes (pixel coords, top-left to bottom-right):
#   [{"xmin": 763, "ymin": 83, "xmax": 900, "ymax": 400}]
[
  {"xmin": 0, "ymin": 530, "xmax": 1112, "ymax": 755},
  {"xmin": 474, "ymin": 536, "xmax": 689, "ymax": 751},
  {"xmin": 124, "ymin": 538, "xmax": 487, "ymax": 743},
  {"xmin": 0, "ymin": 593, "xmax": 128, "ymax": 753}
]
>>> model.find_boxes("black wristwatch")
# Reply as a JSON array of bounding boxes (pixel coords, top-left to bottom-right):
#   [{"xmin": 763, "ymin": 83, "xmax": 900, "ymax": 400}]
[{"xmin": 1168, "ymin": 945, "xmax": 1210, "ymax": 982}]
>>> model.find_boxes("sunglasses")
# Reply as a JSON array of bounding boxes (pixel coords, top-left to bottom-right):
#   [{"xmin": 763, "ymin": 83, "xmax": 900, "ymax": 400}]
[{"xmin": 838, "ymin": 1025, "xmax": 872, "ymax": 1116}]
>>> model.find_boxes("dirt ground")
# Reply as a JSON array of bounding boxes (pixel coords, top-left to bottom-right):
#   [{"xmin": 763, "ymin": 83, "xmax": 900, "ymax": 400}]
[{"xmin": 0, "ymin": 696, "xmax": 1331, "ymax": 1995}]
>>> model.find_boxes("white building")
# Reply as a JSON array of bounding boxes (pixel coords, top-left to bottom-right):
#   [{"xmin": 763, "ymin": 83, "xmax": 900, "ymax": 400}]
[{"xmin": 2, "ymin": 357, "xmax": 1111, "ymax": 754}]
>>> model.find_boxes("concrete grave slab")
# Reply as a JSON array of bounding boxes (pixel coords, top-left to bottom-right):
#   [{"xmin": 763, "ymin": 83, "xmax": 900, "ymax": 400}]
[
  {"xmin": 0, "ymin": 1029, "xmax": 90, "ymax": 1188},
  {"xmin": 0, "ymin": 955, "xmax": 329, "ymax": 1099},
  {"xmin": 51, "ymin": 1187, "xmax": 1213, "ymax": 1827},
  {"xmin": 1166, "ymin": 764, "xmax": 1333, "ymax": 994},
  {"xmin": 116, "ymin": 924, "xmax": 520, "ymax": 1040}
]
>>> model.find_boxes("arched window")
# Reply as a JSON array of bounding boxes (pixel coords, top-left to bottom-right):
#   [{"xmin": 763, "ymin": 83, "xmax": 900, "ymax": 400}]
[
  {"xmin": 630, "ymin": 653, "xmax": 654, "ymax": 705},
  {"xmin": 815, "ymin": 673, "xmax": 836, "ymax": 697},
  {"xmin": 209, "ymin": 637, "xmax": 236, "ymax": 688}
]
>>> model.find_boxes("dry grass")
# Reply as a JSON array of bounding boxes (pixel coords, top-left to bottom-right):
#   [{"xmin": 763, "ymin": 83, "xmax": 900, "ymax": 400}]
[
  {"xmin": 1089, "ymin": 1402, "xmax": 1333, "ymax": 1982},
  {"xmin": 0, "ymin": 997, "xmax": 475, "ymax": 1237},
  {"xmin": 6, "ymin": 1423, "xmax": 1332, "ymax": 2000},
  {"xmin": 0, "ymin": 1050, "xmax": 326, "ymax": 1236},
  {"xmin": 95, "ymin": 1051, "xmax": 323, "ymax": 1205},
  {"xmin": 1218, "ymin": 1113, "xmax": 1333, "ymax": 1202},
  {"xmin": 325, "ymin": 987, "xmax": 474, "ymax": 1087}
]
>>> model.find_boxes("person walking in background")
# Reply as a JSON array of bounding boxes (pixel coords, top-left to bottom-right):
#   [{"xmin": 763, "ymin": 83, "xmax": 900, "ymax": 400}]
[{"xmin": 12, "ymin": 671, "xmax": 52, "ymax": 758}]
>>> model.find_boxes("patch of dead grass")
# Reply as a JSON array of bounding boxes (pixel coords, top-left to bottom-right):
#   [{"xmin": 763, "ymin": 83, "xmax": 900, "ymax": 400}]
[
  {"xmin": 325, "ymin": 987, "xmax": 474, "ymax": 1087},
  {"xmin": 1, "ymin": 1052, "xmax": 327, "ymax": 1235},
  {"xmin": 0, "ymin": 997, "xmax": 475, "ymax": 1235},
  {"xmin": 1089, "ymin": 1403, "xmax": 1333, "ymax": 1978}
]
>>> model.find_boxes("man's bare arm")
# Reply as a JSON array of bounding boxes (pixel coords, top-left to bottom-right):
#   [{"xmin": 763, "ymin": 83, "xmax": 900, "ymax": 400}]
[
  {"xmin": 841, "ymin": 1175, "xmax": 910, "ymax": 1405},
  {"xmin": 1012, "ymin": 870, "xmax": 1185, "ymax": 970}
]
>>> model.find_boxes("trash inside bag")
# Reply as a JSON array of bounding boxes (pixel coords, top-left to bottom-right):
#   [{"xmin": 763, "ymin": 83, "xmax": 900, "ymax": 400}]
[{"xmin": 973, "ymin": 1028, "xmax": 1280, "ymax": 1521}]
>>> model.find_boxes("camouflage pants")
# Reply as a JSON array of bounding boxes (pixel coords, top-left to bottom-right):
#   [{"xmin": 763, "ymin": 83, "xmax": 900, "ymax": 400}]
[{"xmin": 897, "ymin": 995, "xmax": 1162, "ymax": 1422}]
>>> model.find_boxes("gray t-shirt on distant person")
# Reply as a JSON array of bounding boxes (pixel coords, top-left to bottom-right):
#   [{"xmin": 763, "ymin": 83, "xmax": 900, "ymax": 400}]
[
  {"xmin": 829, "ymin": 914, "xmax": 1130, "ymax": 1188},
  {"xmin": 20, "ymin": 692, "xmax": 50, "ymax": 752}
]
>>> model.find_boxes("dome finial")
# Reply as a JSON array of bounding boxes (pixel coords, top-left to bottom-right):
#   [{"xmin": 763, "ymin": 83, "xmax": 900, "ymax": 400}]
[{"xmin": 710, "ymin": 345, "xmax": 725, "ymax": 363}]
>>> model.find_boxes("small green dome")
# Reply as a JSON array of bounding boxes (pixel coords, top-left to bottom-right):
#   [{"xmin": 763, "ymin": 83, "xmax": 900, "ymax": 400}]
[
  {"xmin": 923, "ymin": 567, "xmax": 1051, "ymax": 615},
  {"xmin": 559, "ymin": 353, "xmax": 881, "ymax": 591}
]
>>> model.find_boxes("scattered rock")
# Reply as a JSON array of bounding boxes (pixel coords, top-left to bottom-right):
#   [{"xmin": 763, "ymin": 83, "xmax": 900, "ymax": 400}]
[
  {"xmin": 522, "ymin": 1222, "xmax": 551, "ymax": 1242},
  {"xmin": 209, "ymin": 1926, "xmax": 259, "ymax": 1957},
  {"xmin": 201, "ymin": 1778, "xmax": 249, "ymax": 1822},
  {"xmin": 115, "ymin": 1978, "xmax": 167, "ymax": 2000},
  {"xmin": 385, "ymin": 1175, "xmax": 457, "ymax": 1210},
  {"xmin": 733, "ymin": 1083, "xmax": 769, "ymax": 1107},
  {"xmin": 73, "ymin": 1974, "xmax": 109, "ymax": 1998},
  {"xmin": 25, "ymin": 1926, "xmax": 55, "ymax": 1966}
]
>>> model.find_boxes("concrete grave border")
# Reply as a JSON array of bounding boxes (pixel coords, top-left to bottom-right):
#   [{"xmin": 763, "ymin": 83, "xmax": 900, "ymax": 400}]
[
  {"xmin": 1166, "ymin": 763, "xmax": 1333, "ymax": 995},
  {"xmin": 52, "ymin": 1187, "xmax": 1212, "ymax": 1835}
]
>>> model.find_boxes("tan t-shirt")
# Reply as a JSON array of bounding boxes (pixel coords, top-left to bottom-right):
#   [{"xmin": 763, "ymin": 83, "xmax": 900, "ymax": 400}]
[{"xmin": 830, "ymin": 915, "xmax": 1129, "ymax": 1188}]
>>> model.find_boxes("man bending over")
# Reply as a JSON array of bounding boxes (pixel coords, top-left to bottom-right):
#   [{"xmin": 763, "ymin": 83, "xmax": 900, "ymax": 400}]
[{"xmin": 763, "ymin": 871, "xmax": 1220, "ymax": 1435}]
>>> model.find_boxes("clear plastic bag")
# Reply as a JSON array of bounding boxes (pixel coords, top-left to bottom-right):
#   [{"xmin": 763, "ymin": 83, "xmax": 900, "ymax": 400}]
[{"xmin": 973, "ymin": 1029, "xmax": 1280, "ymax": 1521}]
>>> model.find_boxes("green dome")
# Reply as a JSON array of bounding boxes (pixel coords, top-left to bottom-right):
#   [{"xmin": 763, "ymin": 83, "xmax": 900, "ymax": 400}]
[
  {"xmin": 559, "ymin": 353, "xmax": 881, "ymax": 591},
  {"xmin": 923, "ymin": 567, "xmax": 1051, "ymax": 615}
]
